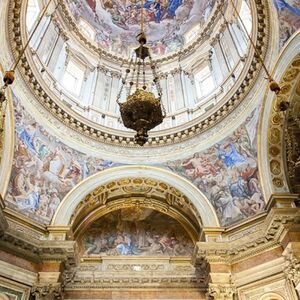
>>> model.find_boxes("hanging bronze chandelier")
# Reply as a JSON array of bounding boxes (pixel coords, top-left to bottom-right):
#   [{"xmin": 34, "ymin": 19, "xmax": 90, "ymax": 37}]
[{"xmin": 116, "ymin": 1, "xmax": 165, "ymax": 146}]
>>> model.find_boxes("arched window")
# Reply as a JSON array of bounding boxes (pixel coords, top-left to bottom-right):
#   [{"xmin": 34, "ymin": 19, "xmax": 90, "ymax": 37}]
[
  {"xmin": 240, "ymin": 0, "xmax": 252, "ymax": 34},
  {"xmin": 26, "ymin": 0, "xmax": 40, "ymax": 31},
  {"xmin": 62, "ymin": 60, "xmax": 85, "ymax": 96},
  {"xmin": 195, "ymin": 66, "xmax": 215, "ymax": 99}
]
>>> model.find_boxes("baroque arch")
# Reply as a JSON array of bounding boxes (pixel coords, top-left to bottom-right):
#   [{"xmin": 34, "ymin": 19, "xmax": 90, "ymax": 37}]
[
  {"xmin": 51, "ymin": 166, "xmax": 219, "ymax": 234},
  {"xmin": 259, "ymin": 31, "xmax": 300, "ymax": 201}
]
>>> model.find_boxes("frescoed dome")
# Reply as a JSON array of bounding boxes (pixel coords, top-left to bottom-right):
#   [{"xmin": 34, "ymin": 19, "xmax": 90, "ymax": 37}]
[{"xmin": 67, "ymin": 0, "xmax": 216, "ymax": 56}]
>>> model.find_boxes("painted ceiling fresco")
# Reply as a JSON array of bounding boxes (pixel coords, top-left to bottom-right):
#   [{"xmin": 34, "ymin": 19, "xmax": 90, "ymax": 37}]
[
  {"xmin": 80, "ymin": 208, "xmax": 194, "ymax": 257},
  {"xmin": 67, "ymin": 0, "xmax": 216, "ymax": 56},
  {"xmin": 273, "ymin": 0, "xmax": 300, "ymax": 48},
  {"xmin": 166, "ymin": 109, "xmax": 264, "ymax": 225},
  {"xmin": 6, "ymin": 97, "xmax": 114, "ymax": 224},
  {"xmin": 6, "ymin": 94, "xmax": 263, "ymax": 226}
]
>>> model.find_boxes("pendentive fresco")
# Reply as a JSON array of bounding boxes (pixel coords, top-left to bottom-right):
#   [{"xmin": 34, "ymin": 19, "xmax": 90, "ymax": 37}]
[
  {"xmin": 67, "ymin": 0, "xmax": 215, "ymax": 56},
  {"xmin": 273, "ymin": 0, "xmax": 300, "ymax": 48},
  {"xmin": 5, "ymin": 95, "xmax": 264, "ymax": 226},
  {"xmin": 166, "ymin": 108, "xmax": 264, "ymax": 226}
]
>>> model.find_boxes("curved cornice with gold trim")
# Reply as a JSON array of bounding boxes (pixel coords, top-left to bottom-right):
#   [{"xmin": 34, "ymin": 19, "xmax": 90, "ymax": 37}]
[
  {"xmin": 70, "ymin": 178, "xmax": 202, "ymax": 242},
  {"xmin": 50, "ymin": 166, "xmax": 220, "ymax": 229},
  {"xmin": 7, "ymin": 0, "xmax": 270, "ymax": 147}
]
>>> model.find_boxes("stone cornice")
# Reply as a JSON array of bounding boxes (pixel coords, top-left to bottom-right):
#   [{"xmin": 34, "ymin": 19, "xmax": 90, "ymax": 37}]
[
  {"xmin": 7, "ymin": 0, "xmax": 270, "ymax": 147},
  {"xmin": 193, "ymin": 205, "xmax": 300, "ymax": 264}
]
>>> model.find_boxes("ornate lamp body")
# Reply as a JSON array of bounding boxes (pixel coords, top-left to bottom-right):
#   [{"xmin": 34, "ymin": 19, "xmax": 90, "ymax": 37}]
[
  {"xmin": 117, "ymin": 32, "xmax": 165, "ymax": 146},
  {"xmin": 120, "ymin": 89, "xmax": 164, "ymax": 146}
]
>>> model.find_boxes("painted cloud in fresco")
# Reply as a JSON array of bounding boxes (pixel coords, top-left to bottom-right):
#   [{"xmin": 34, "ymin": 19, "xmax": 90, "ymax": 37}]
[
  {"xmin": 273, "ymin": 0, "xmax": 300, "ymax": 48},
  {"xmin": 165, "ymin": 109, "xmax": 264, "ymax": 226},
  {"xmin": 68, "ymin": 0, "xmax": 215, "ymax": 56},
  {"xmin": 6, "ymin": 95, "xmax": 263, "ymax": 227},
  {"xmin": 6, "ymin": 98, "xmax": 114, "ymax": 224},
  {"xmin": 80, "ymin": 208, "xmax": 194, "ymax": 257}
]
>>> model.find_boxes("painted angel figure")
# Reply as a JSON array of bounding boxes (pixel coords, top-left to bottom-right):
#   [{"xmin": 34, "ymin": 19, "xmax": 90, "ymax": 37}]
[{"xmin": 273, "ymin": 0, "xmax": 300, "ymax": 16}]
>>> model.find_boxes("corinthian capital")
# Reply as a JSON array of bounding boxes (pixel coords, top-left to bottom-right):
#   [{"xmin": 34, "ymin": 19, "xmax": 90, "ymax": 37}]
[
  {"xmin": 207, "ymin": 283, "xmax": 236, "ymax": 300},
  {"xmin": 31, "ymin": 284, "xmax": 63, "ymax": 300}
]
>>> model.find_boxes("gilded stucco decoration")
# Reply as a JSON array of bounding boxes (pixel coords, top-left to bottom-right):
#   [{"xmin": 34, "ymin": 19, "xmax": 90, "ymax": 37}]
[
  {"xmin": 285, "ymin": 79, "xmax": 300, "ymax": 193},
  {"xmin": 71, "ymin": 177, "xmax": 201, "ymax": 241},
  {"xmin": 268, "ymin": 55, "xmax": 300, "ymax": 191}
]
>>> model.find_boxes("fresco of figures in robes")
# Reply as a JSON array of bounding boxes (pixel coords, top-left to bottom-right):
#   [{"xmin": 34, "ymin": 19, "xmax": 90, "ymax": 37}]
[
  {"xmin": 272, "ymin": 0, "xmax": 300, "ymax": 48},
  {"xmin": 5, "ymin": 97, "xmax": 114, "ymax": 224},
  {"xmin": 68, "ymin": 0, "xmax": 216, "ymax": 56},
  {"xmin": 6, "ymin": 94, "xmax": 264, "ymax": 227},
  {"xmin": 80, "ymin": 208, "xmax": 194, "ymax": 257},
  {"xmin": 166, "ymin": 109, "xmax": 264, "ymax": 226}
]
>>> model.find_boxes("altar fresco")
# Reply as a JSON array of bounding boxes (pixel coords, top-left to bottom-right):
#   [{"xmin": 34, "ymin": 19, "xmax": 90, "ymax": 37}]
[
  {"xmin": 68, "ymin": 0, "xmax": 215, "ymax": 56},
  {"xmin": 80, "ymin": 208, "xmax": 194, "ymax": 257}
]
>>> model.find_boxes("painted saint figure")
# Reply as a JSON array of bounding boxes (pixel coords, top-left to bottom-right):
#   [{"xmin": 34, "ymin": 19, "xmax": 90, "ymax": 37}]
[{"xmin": 167, "ymin": 0, "xmax": 183, "ymax": 17}]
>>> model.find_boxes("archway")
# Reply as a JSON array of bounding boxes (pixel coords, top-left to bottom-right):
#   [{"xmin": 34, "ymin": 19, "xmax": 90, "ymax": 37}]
[{"xmin": 51, "ymin": 166, "xmax": 219, "ymax": 231}]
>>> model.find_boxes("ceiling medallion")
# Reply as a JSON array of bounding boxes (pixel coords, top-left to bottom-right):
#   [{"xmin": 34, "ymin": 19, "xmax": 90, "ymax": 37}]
[{"xmin": 116, "ymin": 2, "xmax": 165, "ymax": 146}]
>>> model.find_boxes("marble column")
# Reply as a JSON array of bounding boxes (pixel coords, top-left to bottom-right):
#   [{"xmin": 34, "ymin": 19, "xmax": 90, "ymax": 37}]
[
  {"xmin": 210, "ymin": 48, "xmax": 223, "ymax": 85},
  {"xmin": 172, "ymin": 69, "xmax": 185, "ymax": 110},
  {"xmin": 211, "ymin": 36, "xmax": 229, "ymax": 78},
  {"xmin": 160, "ymin": 74, "xmax": 170, "ymax": 114},
  {"xmin": 30, "ymin": 15, "xmax": 51, "ymax": 50},
  {"xmin": 92, "ymin": 66, "xmax": 106, "ymax": 109},
  {"xmin": 109, "ymin": 72, "xmax": 121, "ymax": 114},
  {"xmin": 48, "ymin": 31, "xmax": 68, "ymax": 73},
  {"xmin": 223, "ymin": 23, "xmax": 240, "ymax": 64}
]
